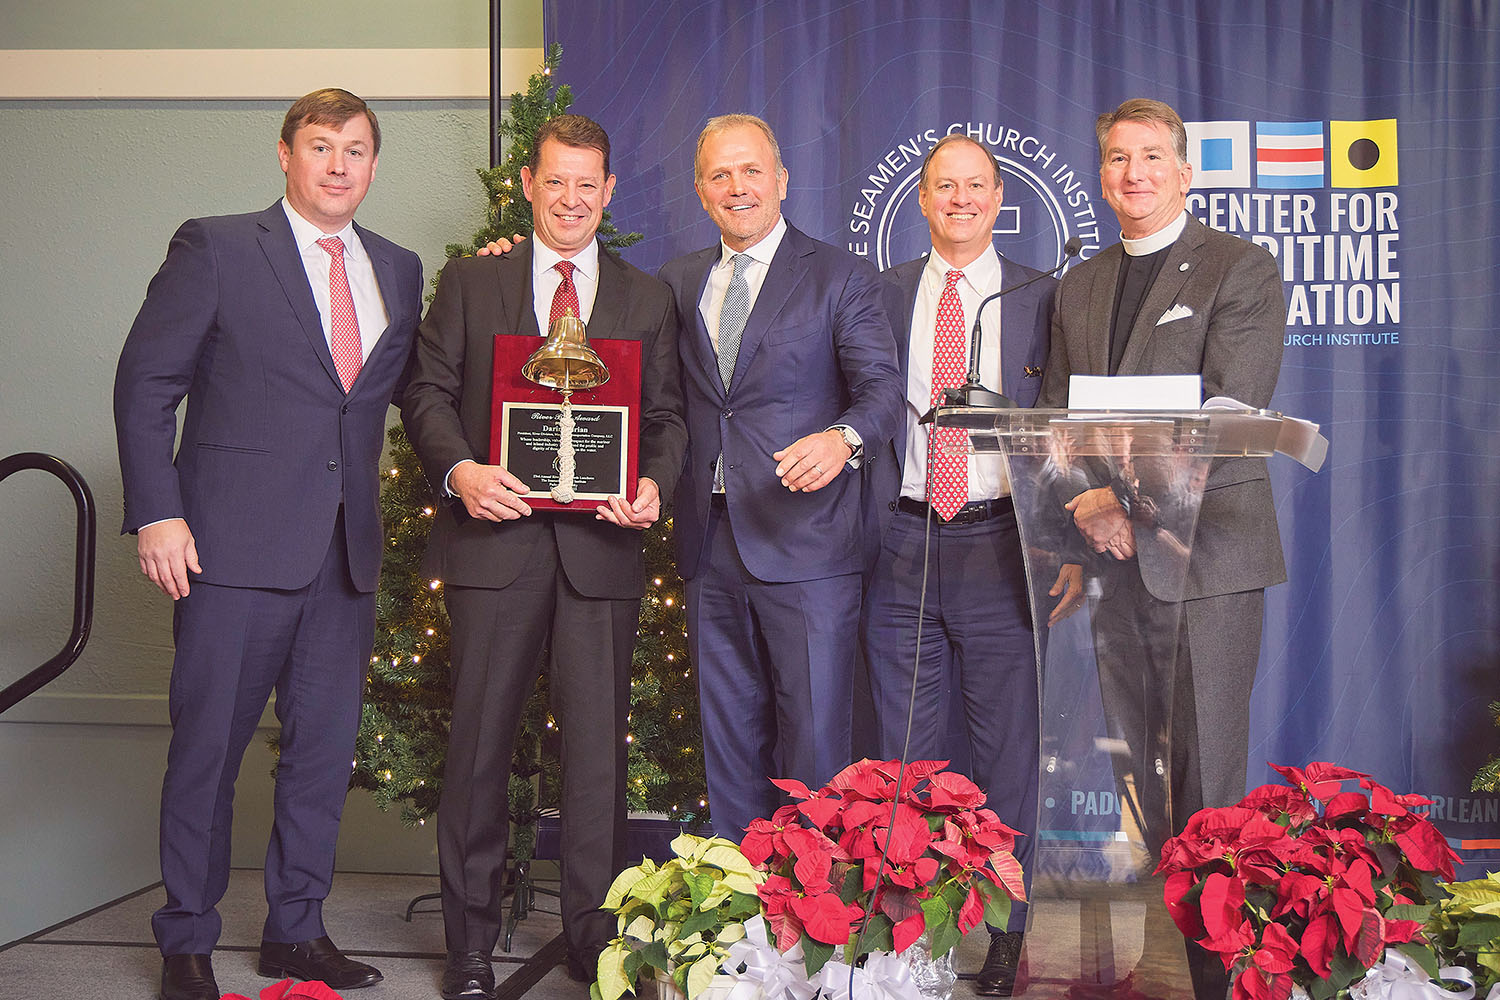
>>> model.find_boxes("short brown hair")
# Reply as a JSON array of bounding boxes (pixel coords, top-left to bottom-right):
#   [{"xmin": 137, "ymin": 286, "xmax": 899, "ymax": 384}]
[
  {"xmin": 1095, "ymin": 98, "xmax": 1188, "ymax": 166},
  {"xmin": 531, "ymin": 114, "xmax": 612, "ymax": 177},
  {"xmin": 918, "ymin": 133, "xmax": 1003, "ymax": 189},
  {"xmin": 694, "ymin": 113, "xmax": 784, "ymax": 184},
  {"xmin": 281, "ymin": 88, "xmax": 381, "ymax": 156}
]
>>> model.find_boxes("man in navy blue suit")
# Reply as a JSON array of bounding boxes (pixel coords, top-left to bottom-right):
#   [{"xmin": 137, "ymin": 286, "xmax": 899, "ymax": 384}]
[
  {"xmin": 114, "ymin": 89, "xmax": 422, "ymax": 1000},
  {"xmin": 864, "ymin": 134, "xmax": 1080, "ymax": 996},
  {"xmin": 659, "ymin": 114, "xmax": 903, "ymax": 839}
]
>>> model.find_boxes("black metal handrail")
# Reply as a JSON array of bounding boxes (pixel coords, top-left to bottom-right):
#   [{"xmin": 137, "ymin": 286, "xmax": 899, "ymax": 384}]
[{"xmin": 0, "ymin": 452, "xmax": 96, "ymax": 714}]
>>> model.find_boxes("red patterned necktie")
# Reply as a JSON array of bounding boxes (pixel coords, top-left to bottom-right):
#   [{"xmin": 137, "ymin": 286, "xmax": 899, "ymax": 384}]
[
  {"xmin": 550, "ymin": 260, "xmax": 581, "ymax": 327},
  {"xmin": 316, "ymin": 236, "xmax": 362, "ymax": 392},
  {"xmin": 928, "ymin": 268, "xmax": 968, "ymax": 521}
]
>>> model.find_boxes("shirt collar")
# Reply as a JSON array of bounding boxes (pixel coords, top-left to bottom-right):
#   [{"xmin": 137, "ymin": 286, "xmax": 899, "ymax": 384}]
[
  {"xmin": 924, "ymin": 243, "xmax": 1001, "ymax": 291},
  {"xmin": 533, "ymin": 237, "xmax": 600, "ymax": 283},
  {"xmin": 719, "ymin": 215, "xmax": 787, "ymax": 269},
  {"xmin": 281, "ymin": 198, "xmax": 363, "ymax": 262},
  {"xmin": 1121, "ymin": 210, "xmax": 1188, "ymax": 257}
]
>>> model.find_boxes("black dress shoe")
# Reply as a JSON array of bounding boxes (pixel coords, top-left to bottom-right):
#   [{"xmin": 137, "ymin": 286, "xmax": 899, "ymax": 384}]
[
  {"xmin": 258, "ymin": 934, "xmax": 383, "ymax": 990},
  {"xmin": 975, "ymin": 930, "xmax": 1025, "ymax": 997},
  {"xmin": 160, "ymin": 954, "xmax": 219, "ymax": 1000},
  {"xmin": 441, "ymin": 950, "xmax": 497, "ymax": 1000}
]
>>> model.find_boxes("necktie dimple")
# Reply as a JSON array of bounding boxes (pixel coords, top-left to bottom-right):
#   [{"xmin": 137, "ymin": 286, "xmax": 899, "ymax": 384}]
[
  {"xmin": 550, "ymin": 259, "xmax": 580, "ymax": 328},
  {"xmin": 713, "ymin": 254, "xmax": 752, "ymax": 491},
  {"xmin": 928, "ymin": 268, "xmax": 968, "ymax": 521},
  {"xmin": 316, "ymin": 236, "xmax": 362, "ymax": 392}
]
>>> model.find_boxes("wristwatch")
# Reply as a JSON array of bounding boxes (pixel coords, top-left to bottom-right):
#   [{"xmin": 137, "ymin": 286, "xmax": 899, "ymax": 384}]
[{"xmin": 832, "ymin": 425, "xmax": 862, "ymax": 462}]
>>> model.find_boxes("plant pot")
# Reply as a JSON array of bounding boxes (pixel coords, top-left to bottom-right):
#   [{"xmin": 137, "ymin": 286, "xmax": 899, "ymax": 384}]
[{"xmin": 898, "ymin": 932, "xmax": 957, "ymax": 1000}]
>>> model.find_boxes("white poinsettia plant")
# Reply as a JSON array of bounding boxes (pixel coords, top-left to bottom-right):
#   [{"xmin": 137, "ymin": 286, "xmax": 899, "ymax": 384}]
[{"xmin": 594, "ymin": 833, "xmax": 766, "ymax": 1000}]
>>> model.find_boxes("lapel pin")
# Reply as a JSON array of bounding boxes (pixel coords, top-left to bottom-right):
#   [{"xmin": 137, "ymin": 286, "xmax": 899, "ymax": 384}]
[
  {"xmin": 1179, "ymin": 262, "xmax": 1190, "ymax": 271},
  {"xmin": 1023, "ymin": 366, "xmax": 1043, "ymax": 378}
]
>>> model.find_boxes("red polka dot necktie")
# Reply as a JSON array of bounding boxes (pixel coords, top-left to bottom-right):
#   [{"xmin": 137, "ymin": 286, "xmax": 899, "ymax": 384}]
[
  {"xmin": 316, "ymin": 236, "xmax": 362, "ymax": 392},
  {"xmin": 550, "ymin": 259, "xmax": 580, "ymax": 327},
  {"xmin": 928, "ymin": 268, "xmax": 968, "ymax": 521}
]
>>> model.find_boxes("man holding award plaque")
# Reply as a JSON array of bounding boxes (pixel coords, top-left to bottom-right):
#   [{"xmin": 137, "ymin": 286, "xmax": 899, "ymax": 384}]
[{"xmin": 401, "ymin": 114, "xmax": 687, "ymax": 1000}]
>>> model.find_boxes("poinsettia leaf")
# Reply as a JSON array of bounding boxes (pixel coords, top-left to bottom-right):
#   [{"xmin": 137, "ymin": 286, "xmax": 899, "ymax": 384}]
[
  {"xmin": 595, "ymin": 942, "xmax": 634, "ymax": 1000},
  {"xmin": 770, "ymin": 776, "xmax": 815, "ymax": 800},
  {"xmin": 801, "ymin": 934, "xmax": 835, "ymax": 977},
  {"xmin": 988, "ymin": 849, "xmax": 1027, "ymax": 901},
  {"xmin": 837, "ymin": 864, "xmax": 863, "ymax": 904},
  {"xmin": 892, "ymin": 912, "xmax": 926, "ymax": 954},
  {"xmin": 1384, "ymin": 902, "xmax": 1435, "ymax": 923},
  {"xmin": 1299, "ymin": 913, "xmax": 1337, "ymax": 979},
  {"xmin": 1328, "ymin": 949, "xmax": 1368, "ymax": 989},
  {"xmin": 799, "ymin": 796, "xmax": 843, "ymax": 829},
  {"xmin": 1457, "ymin": 914, "xmax": 1500, "ymax": 950},
  {"xmin": 1308, "ymin": 976, "xmax": 1337, "ymax": 1000},
  {"xmin": 859, "ymin": 912, "xmax": 895, "ymax": 953},
  {"xmin": 978, "ymin": 878, "xmax": 1013, "ymax": 930},
  {"xmin": 678, "ymin": 907, "xmax": 720, "ymax": 941}
]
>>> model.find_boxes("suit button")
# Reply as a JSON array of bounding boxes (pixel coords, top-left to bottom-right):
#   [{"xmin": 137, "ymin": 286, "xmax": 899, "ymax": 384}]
[
  {"xmin": 889, "ymin": 501, "xmax": 898, "ymax": 511},
  {"xmin": 327, "ymin": 461, "xmax": 339, "ymax": 471},
  {"xmin": 722, "ymin": 409, "xmax": 732, "ymax": 418},
  {"xmin": 341, "ymin": 404, "xmax": 350, "ymax": 414}
]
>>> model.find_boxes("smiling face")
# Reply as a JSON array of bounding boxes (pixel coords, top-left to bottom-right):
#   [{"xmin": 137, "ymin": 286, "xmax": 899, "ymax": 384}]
[
  {"xmin": 694, "ymin": 123, "xmax": 789, "ymax": 252},
  {"xmin": 918, "ymin": 139, "xmax": 1004, "ymax": 267},
  {"xmin": 277, "ymin": 115, "xmax": 378, "ymax": 232},
  {"xmin": 1099, "ymin": 119, "xmax": 1193, "ymax": 240},
  {"xmin": 520, "ymin": 137, "xmax": 616, "ymax": 258}
]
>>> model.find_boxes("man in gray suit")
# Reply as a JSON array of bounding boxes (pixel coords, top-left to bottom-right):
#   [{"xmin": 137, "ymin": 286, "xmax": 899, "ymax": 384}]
[{"xmin": 1038, "ymin": 98, "xmax": 1285, "ymax": 1000}]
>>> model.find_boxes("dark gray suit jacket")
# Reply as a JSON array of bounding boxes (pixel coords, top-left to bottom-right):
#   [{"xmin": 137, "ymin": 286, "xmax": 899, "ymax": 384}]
[
  {"xmin": 401, "ymin": 240, "xmax": 687, "ymax": 600},
  {"xmin": 1039, "ymin": 213, "xmax": 1287, "ymax": 603}
]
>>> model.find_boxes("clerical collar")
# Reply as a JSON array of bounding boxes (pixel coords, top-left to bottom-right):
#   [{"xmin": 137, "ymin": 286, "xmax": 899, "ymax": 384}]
[{"xmin": 1122, "ymin": 211, "xmax": 1188, "ymax": 257}]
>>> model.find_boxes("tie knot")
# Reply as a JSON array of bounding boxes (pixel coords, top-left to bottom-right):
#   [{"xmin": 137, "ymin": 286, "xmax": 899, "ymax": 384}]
[
  {"xmin": 555, "ymin": 260, "xmax": 575, "ymax": 280},
  {"xmin": 944, "ymin": 268, "xmax": 964, "ymax": 289},
  {"xmin": 316, "ymin": 236, "xmax": 345, "ymax": 258},
  {"xmin": 729, "ymin": 253, "xmax": 750, "ymax": 276}
]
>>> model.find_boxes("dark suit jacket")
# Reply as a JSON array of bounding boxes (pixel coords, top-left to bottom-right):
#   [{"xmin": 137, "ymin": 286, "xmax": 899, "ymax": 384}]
[
  {"xmin": 114, "ymin": 203, "xmax": 423, "ymax": 593},
  {"xmin": 1039, "ymin": 213, "xmax": 1287, "ymax": 602},
  {"xmin": 659, "ymin": 222, "xmax": 902, "ymax": 584},
  {"xmin": 867, "ymin": 253, "xmax": 1055, "ymax": 550},
  {"xmin": 401, "ymin": 240, "xmax": 686, "ymax": 600}
]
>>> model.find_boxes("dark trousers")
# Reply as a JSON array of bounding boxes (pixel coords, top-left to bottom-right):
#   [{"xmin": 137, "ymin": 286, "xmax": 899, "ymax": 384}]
[
  {"xmin": 686, "ymin": 498, "xmax": 860, "ymax": 841},
  {"xmin": 154, "ymin": 516, "xmax": 372, "ymax": 955},
  {"xmin": 437, "ymin": 529, "xmax": 635, "ymax": 961},
  {"xmin": 861, "ymin": 502, "xmax": 1038, "ymax": 931}
]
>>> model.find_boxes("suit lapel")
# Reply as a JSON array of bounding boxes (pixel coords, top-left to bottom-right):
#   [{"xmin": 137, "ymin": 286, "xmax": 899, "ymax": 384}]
[
  {"xmin": 1119, "ymin": 219, "xmax": 1204, "ymax": 374},
  {"xmin": 502, "ymin": 241, "xmax": 540, "ymax": 338},
  {"xmin": 730, "ymin": 224, "xmax": 810, "ymax": 388},
  {"xmin": 1085, "ymin": 243, "xmax": 1122, "ymax": 375},
  {"xmin": 347, "ymin": 223, "xmax": 401, "ymax": 395},
  {"xmin": 257, "ymin": 204, "xmax": 342, "ymax": 390},
  {"xmin": 589, "ymin": 244, "xmax": 625, "ymax": 339},
  {"xmin": 679, "ymin": 246, "xmax": 722, "ymax": 396}
]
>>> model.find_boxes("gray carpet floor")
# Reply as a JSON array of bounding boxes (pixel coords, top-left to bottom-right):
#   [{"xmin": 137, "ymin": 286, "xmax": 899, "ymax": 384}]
[{"xmin": 0, "ymin": 868, "xmax": 1196, "ymax": 998}]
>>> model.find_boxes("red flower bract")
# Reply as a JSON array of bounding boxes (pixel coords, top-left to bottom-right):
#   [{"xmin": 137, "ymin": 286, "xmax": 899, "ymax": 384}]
[
  {"xmin": 1157, "ymin": 761, "xmax": 1454, "ymax": 998},
  {"xmin": 747, "ymin": 759, "xmax": 1026, "ymax": 975}
]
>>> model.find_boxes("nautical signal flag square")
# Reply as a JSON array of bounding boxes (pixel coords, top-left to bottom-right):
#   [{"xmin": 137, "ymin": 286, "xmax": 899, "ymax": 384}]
[
  {"xmin": 1256, "ymin": 121, "xmax": 1324, "ymax": 188},
  {"xmin": 1331, "ymin": 119, "xmax": 1398, "ymax": 187},
  {"xmin": 1186, "ymin": 121, "xmax": 1249, "ymax": 188}
]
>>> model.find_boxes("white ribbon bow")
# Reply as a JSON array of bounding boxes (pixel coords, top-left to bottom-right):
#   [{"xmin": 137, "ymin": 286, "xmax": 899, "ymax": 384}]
[
  {"xmin": 809, "ymin": 951, "xmax": 919, "ymax": 1000},
  {"xmin": 720, "ymin": 916, "xmax": 818, "ymax": 1000},
  {"xmin": 1351, "ymin": 950, "xmax": 1499, "ymax": 1000}
]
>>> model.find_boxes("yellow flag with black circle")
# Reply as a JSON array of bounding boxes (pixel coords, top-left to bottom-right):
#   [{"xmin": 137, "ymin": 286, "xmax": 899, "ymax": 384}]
[{"xmin": 1330, "ymin": 119, "xmax": 1398, "ymax": 187}]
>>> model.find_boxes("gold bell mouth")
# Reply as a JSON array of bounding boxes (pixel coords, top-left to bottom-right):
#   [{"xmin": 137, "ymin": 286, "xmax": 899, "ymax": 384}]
[{"xmin": 523, "ymin": 309, "xmax": 609, "ymax": 392}]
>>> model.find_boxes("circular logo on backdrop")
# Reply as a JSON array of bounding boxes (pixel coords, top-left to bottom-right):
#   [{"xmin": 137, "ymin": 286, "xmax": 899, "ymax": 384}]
[{"xmin": 844, "ymin": 122, "xmax": 1105, "ymax": 273}]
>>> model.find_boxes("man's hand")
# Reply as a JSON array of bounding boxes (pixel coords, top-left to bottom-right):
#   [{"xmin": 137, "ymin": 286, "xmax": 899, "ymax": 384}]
[
  {"xmin": 1065, "ymin": 487, "xmax": 1135, "ymax": 558},
  {"xmin": 476, "ymin": 233, "xmax": 527, "ymax": 257},
  {"xmin": 137, "ymin": 518, "xmax": 201, "ymax": 599},
  {"xmin": 450, "ymin": 460, "xmax": 532, "ymax": 521},
  {"xmin": 596, "ymin": 477, "xmax": 661, "ymax": 529},
  {"xmin": 1047, "ymin": 563, "xmax": 1085, "ymax": 627},
  {"xmin": 773, "ymin": 429, "xmax": 852, "ymax": 493}
]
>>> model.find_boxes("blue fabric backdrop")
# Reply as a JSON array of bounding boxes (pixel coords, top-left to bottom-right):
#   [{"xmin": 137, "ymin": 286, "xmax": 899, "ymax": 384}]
[{"xmin": 540, "ymin": 0, "xmax": 1500, "ymax": 869}]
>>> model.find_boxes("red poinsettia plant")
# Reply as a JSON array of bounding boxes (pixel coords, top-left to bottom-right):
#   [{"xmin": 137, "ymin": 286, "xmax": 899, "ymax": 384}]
[
  {"xmin": 738, "ymin": 758, "xmax": 1025, "ymax": 976},
  {"xmin": 1156, "ymin": 761, "xmax": 1459, "ymax": 1000}
]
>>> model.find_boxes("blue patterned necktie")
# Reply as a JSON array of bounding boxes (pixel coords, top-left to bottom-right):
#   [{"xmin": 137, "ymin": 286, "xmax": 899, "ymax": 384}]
[{"xmin": 717, "ymin": 253, "xmax": 751, "ymax": 389}]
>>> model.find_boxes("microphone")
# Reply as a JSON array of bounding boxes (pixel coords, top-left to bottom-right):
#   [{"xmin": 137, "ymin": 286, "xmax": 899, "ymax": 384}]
[{"xmin": 942, "ymin": 235, "xmax": 1083, "ymax": 410}]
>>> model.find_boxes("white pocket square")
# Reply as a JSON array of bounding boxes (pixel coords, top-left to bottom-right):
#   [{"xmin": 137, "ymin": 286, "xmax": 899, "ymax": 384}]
[{"xmin": 1156, "ymin": 303, "xmax": 1194, "ymax": 325}]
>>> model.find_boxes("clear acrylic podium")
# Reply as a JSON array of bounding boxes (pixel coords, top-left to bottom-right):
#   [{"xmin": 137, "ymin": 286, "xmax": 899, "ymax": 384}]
[{"xmin": 932, "ymin": 406, "xmax": 1324, "ymax": 998}]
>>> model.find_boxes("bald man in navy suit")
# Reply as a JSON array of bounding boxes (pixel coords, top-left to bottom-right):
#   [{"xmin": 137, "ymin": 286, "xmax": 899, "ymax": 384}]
[{"xmin": 115, "ymin": 89, "xmax": 421, "ymax": 1000}]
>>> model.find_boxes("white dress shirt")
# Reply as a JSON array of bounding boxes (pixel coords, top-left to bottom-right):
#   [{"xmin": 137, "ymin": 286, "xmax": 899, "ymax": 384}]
[
  {"xmin": 531, "ymin": 238, "xmax": 601, "ymax": 333},
  {"xmin": 901, "ymin": 246, "xmax": 1010, "ymax": 501},
  {"xmin": 697, "ymin": 216, "xmax": 786, "ymax": 350},
  {"xmin": 282, "ymin": 198, "xmax": 388, "ymax": 361}
]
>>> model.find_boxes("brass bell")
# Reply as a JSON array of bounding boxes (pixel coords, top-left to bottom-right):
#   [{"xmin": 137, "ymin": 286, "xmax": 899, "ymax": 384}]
[{"xmin": 522, "ymin": 308, "xmax": 609, "ymax": 392}]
